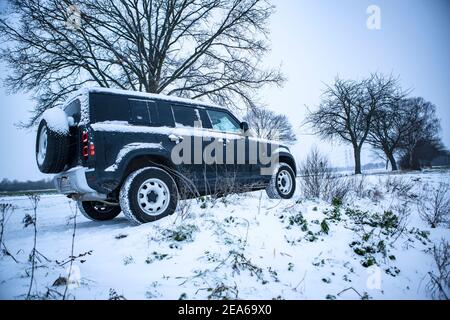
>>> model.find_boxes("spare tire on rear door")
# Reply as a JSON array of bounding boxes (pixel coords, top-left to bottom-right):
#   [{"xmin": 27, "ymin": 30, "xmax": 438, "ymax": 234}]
[{"xmin": 36, "ymin": 108, "xmax": 71, "ymax": 174}]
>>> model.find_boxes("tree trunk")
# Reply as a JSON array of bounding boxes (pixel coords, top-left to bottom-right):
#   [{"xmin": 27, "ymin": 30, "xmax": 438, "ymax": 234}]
[
  {"xmin": 386, "ymin": 151, "xmax": 398, "ymax": 171},
  {"xmin": 408, "ymin": 149, "xmax": 414, "ymax": 169},
  {"xmin": 353, "ymin": 147, "xmax": 362, "ymax": 174}
]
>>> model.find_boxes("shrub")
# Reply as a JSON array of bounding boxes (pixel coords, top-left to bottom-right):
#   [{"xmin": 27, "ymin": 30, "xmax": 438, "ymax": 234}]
[
  {"xmin": 427, "ymin": 239, "xmax": 449, "ymax": 300},
  {"xmin": 288, "ymin": 213, "xmax": 308, "ymax": 231},
  {"xmin": 352, "ymin": 175, "xmax": 367, "ymax": 198},
  {"xmin": 162, "ymin": 224, "xmax": 199, "ymax": 242},
  {"xmin": 299, "ymin": 147, "xmax": 333, "ymax": 199},
  {"xmin": 331, "ymin": 197, "xmax": 342, "ymax": 207},
  {"xmin": 320, "ymin": 219, "xmax": 330, "ymax": 234},
  {"xmin": 417, "ymin": 183, "xmax": 450, "ymax": 228},
  {"xmin": 299, "ymin": 147, "xmax": 351, "ymax": 202},
  {"xmin": 382, "ymin": 176, "xmax": 413, "ymax": 197}
]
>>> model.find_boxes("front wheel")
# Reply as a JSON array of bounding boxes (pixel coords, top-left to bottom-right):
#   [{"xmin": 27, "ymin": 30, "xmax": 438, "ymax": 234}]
[
  {"xmin": 77, "ymin": 201, "xmax": 121, "ymax": 221},
  {"xmin": 119, "ymin": 167, "xmax": 179, "ymax": 224},
  {"xmin": 266, "ymin": 162, "xmax": 296, "ymax": 199}
]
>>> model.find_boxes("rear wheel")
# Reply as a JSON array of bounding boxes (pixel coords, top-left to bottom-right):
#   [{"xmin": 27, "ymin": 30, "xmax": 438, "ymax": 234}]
[
  {"xmin": 120, "ymin": 167, "xmax": 178, "ymax": 224},
  {"xmin": 77, "ymin": 201, "xmax": 121, "ymax": 221}
]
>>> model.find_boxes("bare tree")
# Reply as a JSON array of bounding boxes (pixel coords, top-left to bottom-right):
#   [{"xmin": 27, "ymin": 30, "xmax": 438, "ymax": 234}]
[
  {"xmin": 402, "ymin": 138, "xmax": 447, "ymax": 170},
  {"xmin": 243, "ymin": 107, "xmax": 297, "ymax": 144},
  {"xmin": 367, "ymin": 106, "xmax": 403, "ymax": 171},
  {"xmin": 307, "ymin": 76, "xmax": 371, "ymax": 174},
  {"xmin": 307, "ymin": 74, "xmax": 405, "ymax": 174},
  {"xmin": 368, "ymin": 93, "xmax": 443, "ymax": 171},
  {"xmin": 366, "ymin": 77, "xmax": 407, "ymax": 171},
  {"xmin": 0, "ymin": 0, "xmax": 284, "ymax": 127},
  {"xmin": 398, "ymin": 98, "xmax": 441, "ymax": 170},
  {"xmin": 307, "ymin": 77, "xmax": 362, "ymax": 174}
]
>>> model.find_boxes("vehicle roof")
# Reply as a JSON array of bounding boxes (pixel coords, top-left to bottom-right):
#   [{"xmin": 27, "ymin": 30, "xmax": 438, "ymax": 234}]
[{"xmin": 67, "ymin": 87, "xmax": 227, "ymax": 110}]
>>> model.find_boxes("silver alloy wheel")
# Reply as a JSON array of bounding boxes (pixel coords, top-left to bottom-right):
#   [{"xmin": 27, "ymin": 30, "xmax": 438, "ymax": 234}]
[
  {"xmin": 277, "ymin": 169, "xmax": 293, "ymax": 195},
  {"xmin": 137, "ymin": 178, "xmax": 170, "ymax": 216},
  {"xmin": 37, "ymin": 126, "xmax": 48, "ymax": 166}
]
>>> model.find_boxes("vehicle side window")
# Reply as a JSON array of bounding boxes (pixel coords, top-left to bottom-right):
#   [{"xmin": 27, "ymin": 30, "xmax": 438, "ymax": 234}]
[
  {"xmin": 172, "ymin": 105, "xmax": 202, "ymax": 128},
  {"xmin": 64, "ymin": 99, "xmax": 81, "ymax": 124},
  {"xmin": 198, "ymin": 109, "xmax": 212, "ymax": 129},
  {"xmin": 90, "ymin": 93, "xmax": 130, "ymax": 123},
  {"xmin": 157, "ymin": 102, "xmax": 176, "ymax": 127},
  {"xmin": 129, "ymin": 99, "xmax": 157, "ymax": 126},
  {"xmin": 207, "ymin": 109, "xmax": 241, "ymax": 133}
]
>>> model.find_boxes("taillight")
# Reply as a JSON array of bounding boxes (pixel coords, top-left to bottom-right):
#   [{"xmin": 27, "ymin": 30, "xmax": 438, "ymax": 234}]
[
  {"xmin": 89, "ymin": 143, "xmax": 95, "ymax": 156},
  {"xmin": 82, "ymin": 145, "xmax": 89, "ymax": 157},
  {"xmin": 81, "ymin": 130, "xmax": 94, "ymax": 159},
  {"xmin": 82, "ymin": 131, "xmax": 89, "ymax": 143}
]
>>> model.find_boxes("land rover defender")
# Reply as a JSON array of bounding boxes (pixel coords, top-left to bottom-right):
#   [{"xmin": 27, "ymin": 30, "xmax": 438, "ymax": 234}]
[{"xmin": 35, "ymin": 88, "xmax": 297, "ymax": 224}]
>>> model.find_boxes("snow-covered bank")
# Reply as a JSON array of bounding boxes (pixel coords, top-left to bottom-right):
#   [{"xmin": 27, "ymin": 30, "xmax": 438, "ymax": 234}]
[{"xmin": 0, "ymin": 170, "xmax": 448, "ymax": 300}]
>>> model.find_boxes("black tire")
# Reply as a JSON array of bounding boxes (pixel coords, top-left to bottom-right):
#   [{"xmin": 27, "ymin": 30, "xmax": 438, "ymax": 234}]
[
  {"xmin": 77, "ymin": 201, "xmax": 121, "ymax": 221},
  {"xmin": 120, "ymin": 167, "xmax": 178, "ymax": 224},
  {"xmin": 266, "ymin": 162, "xmax": 296, "ymax": 199},
  {"xmin": 35, "ymin": 119, "xmax": 70, "ymax": 173}
]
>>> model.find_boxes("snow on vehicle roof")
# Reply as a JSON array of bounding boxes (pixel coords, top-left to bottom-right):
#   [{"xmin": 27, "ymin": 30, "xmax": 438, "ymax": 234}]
[{"xmin": 65, "ymin": 87, "xmax": 226, "ymax": 110}]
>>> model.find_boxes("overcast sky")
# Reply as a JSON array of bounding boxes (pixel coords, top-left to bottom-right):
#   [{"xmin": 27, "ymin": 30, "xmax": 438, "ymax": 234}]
[{"xmin": 0, "ymin": 0, "xmax": 449, "ymax": 181}]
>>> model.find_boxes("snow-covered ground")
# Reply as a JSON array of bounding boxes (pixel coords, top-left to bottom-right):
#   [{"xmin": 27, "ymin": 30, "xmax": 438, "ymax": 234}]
[{"xmin": 0, "ymin": 170, "xmax": 449, "ymax": 300}]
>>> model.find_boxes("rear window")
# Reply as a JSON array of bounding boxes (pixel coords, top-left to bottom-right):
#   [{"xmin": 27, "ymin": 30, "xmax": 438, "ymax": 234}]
[{"xmin": 172, "ymin": 105, "xmax": 202, "ymax": 128}]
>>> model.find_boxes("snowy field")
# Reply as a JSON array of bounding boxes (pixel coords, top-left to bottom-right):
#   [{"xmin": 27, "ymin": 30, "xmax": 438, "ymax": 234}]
[{"xmin": 0, "ymin": 170, "xmax": 449, "ymax": 300}]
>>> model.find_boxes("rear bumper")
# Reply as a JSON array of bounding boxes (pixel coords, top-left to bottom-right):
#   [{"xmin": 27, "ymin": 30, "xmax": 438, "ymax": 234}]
[{"xmin": 54, "ymin": 167, "xmax": 106, "ymax": 200}]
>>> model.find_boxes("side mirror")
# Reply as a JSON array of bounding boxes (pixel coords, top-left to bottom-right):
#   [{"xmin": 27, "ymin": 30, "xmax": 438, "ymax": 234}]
[{"xmin": 240, "ymin": 121, "xmax": 249, "ymax": 132}]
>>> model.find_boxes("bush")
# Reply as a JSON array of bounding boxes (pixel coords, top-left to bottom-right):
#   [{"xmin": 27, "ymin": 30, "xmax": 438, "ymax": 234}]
[
  {"xmin": 331, "ymin": 197, "xmax": 342, "ymax": 207},
  {"xmin": 417, "ymin": 183, "xmax": 450, "ymax": 228},
  {"xmin": 427, "ymin": 239, "xmax": 449, "ymax": 300},
  {"xmin": 320, "ymin": 219, "xmax": 330, "ymax": 234},
  {"xmin": 324, "ymin": 177, "xmax": 352, "ymax": 203},
  {"xmin": 162, "ymin": 224, "xmax": 199, "ymax": 242},
  {"xmin": 382, "ymin": 176, "xmax": 413, "ymax": 197},
  {"xmin": 352, "ymin": 175, "xmax": 367, "ymax": 198},
  {"xmin": 299, "ymin": 147, "xmax": 333, "ymax": 199},
  {"xmin": 299, "ymin": 147, "xmax": 351, "ymax": 202}
]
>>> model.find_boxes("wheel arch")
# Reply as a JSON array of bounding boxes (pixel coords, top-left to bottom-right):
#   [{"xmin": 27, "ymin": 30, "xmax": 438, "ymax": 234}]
[
  {"xmin": 104, "ymin": 149, "xmax": 183, "ymax": 199},
  {"xmin": 121, "ymin": 152, "xmax": 176, "ymax": 184},
  {"xmin": 278, "ymin": 153, "xmax": 297, "ymax": 176}
]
